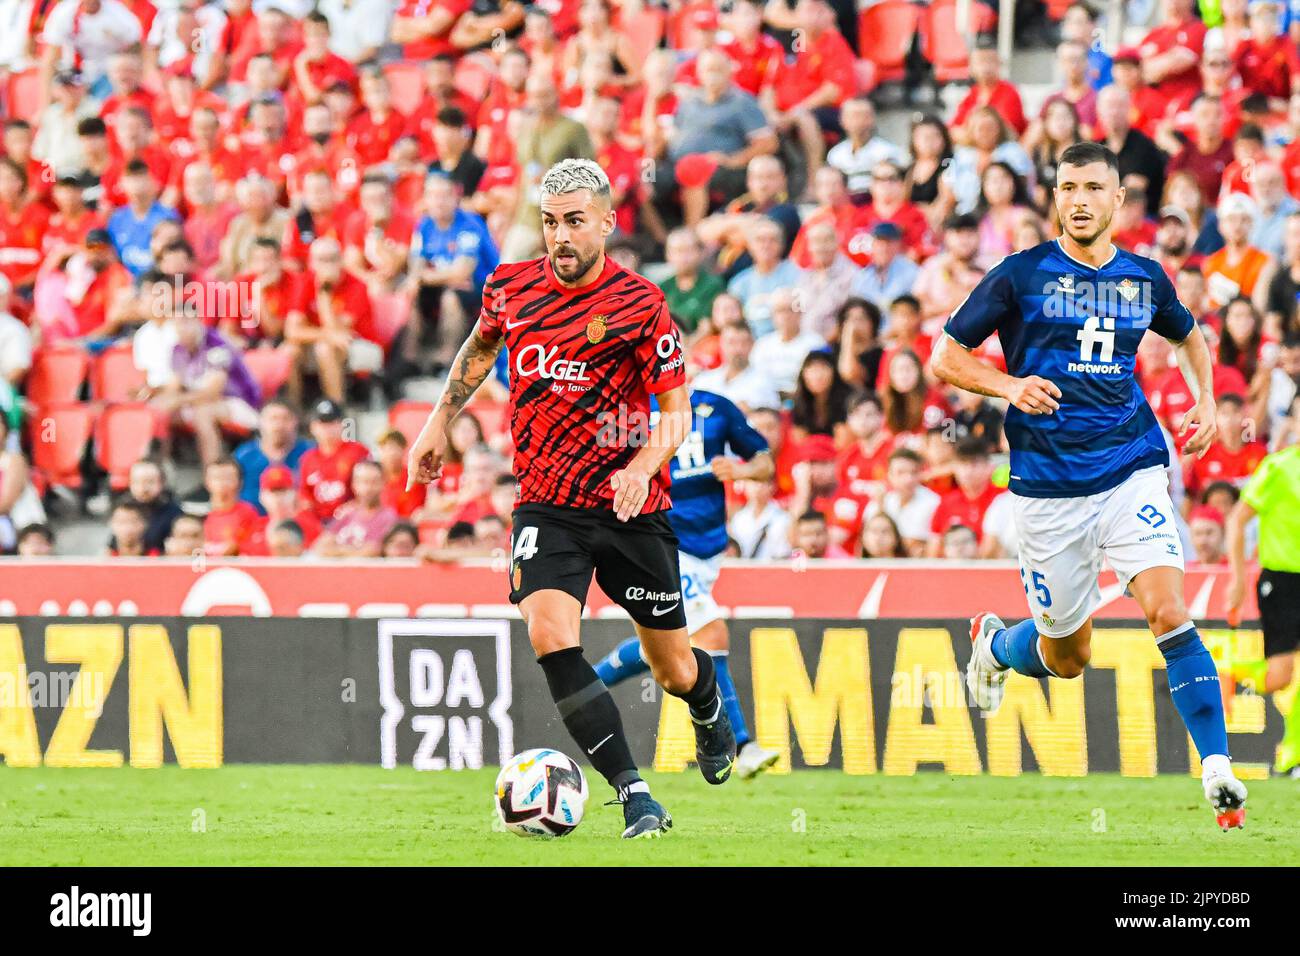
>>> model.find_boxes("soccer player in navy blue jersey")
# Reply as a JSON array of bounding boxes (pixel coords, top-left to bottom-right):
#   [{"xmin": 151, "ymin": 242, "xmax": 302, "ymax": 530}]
[{"xmin": 931, "ymin": 142, "xmax": 1248, "ymax": 830}]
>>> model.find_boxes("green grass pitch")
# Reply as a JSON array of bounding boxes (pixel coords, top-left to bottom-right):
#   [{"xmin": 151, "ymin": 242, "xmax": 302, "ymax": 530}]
[{"xmin": 2, "ymin": 766, "xmax": 1298, "ymax": 866}]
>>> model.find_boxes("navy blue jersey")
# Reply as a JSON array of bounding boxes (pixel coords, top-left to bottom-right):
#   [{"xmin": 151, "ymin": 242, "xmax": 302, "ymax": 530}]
[
  {"xmin": 652, "ymin": 389, "xmax": 768, "ymax": 559},
  {"xmin": 945, "ymin": 239, "xmax": 1195, "ymax": 498}
]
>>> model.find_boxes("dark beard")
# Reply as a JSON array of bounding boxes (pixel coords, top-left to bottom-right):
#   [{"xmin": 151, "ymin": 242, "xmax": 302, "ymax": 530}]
[
  {"xmin": 1069, "ymin": 209, "xmax": 1113, "ymax": 246},
  {"xmin": 550, "ymin": 246, "xmax": 600, "ymax": 281},
  {"xmin": 1161, "ymin": 237, "xmax": 1188, "ymax": 257}
]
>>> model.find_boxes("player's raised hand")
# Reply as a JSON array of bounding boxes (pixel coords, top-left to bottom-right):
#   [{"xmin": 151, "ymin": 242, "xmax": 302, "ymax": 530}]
[
  {"xmin": 610, "ymin": 468, "xmax": 650, "ymax": 522},
  {"xmin": 406, "ymin": 423, "xmax": 449, "ymax": 490},
  {"xmin": 1005, "ymin": 376, "xmax": 1062, "ymax": 415},
  {"xmin": 1179, "ymin": 395, "xmax": 1218, "ymax": 459}
]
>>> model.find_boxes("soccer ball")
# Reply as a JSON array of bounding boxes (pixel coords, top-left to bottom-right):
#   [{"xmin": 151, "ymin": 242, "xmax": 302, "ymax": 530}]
[{"xmin": 494, "ymin": 748, "xmax": 589, "ymax": 838}]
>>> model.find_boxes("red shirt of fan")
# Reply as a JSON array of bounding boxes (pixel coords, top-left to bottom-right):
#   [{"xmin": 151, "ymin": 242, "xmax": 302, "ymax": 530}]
[
  {"xmin": 1114, "ymin": 220, "xmax": 1158, "ymax": 256},
  {"xmin": 345, "ymin": 108, "xmax": 410, "ymax": 167},
  {"xmin": 383, "ymin": 471, "xmax": 427, "ymax": 518},
  {"xmin": 238, "ymin": 268, "xmax": 304, "ymax": 342},
  {"xmin": 1233, "ymin": 34, "xmax": 1300, "ymax": 101},
  {"xmin": 154, "ymin": 92, "xmax": 230, "ymax": 152},
  {"xmin": 204, "ymin": 500, "xmax": 261, "ymax": 555},
  {"xmin": 772, "ymin": 28, "xmax": 855, "ymax": 113},
  {"xmin": 719, "ymin": 34, "xmax": 785, "ymax": 96},
  {"xmin": 952, "ymin": 80, "xmax": 1028, "ymax": 136},
  {"xmin": 71, "ymin": 263, "xmax": 132, "ymax": 336},
  {"xmin": 169, "ymin": 143, "xmax": 247, "ymax": 193},
  {"xmin": 292, "ymin": 269, "xmax": 375, "ymax": 342},
  {"xmin": 300, "ymin": 440, "xmax": 370, "ymax": 520},
  {"xmin": 101, "ymin": 89, "xmax": 156, "ymax": 134},
  {"xmin": 395, "ymin": 0, "xmax": 472, "ymax": 59},
  {"xmin": 1139, "ymin": 16, "xmax": 1207, "ymax": 108},
  {"xmin": 1148, "ymin": 363, "xmax": 1250, "ymax": 448},
  {"xmin": 478, "ymin": 255, "xmax": 686, "ymax": 512},
  {"xmin": 930, "ymin": 484, "xmax": 1005, "ymax": 543},
  {"xmin": 342, "ymin": 208, "xmax": 415, "ymax": 269},
  {"xmin": 596, "ymin": 138, "xmax": 644, "ymax": 235},
  {"xmin": 408, "ymin": 88, "xmax": 482, "ymax": 159},
  {"xmin": 618, "ymin": 87, "xmax": 677, "ymax": 144},
  {"xmin": 100, "ymin": 146, "xmax": 174, "ymax": 209},
  {"xmin": 0, "ymin": 199, "xmax": 50, "ymax": 287},
  {"xmin": 242, "ymin": 508, "xmax": 324, "ymax": 555},
  {"xmin": 845, "ymin": 203, "xmax": 936, "ymax": 265},
  {"xmin": 837, "ymin": 434, "xmax": 896, "ymax": 502},
  {"xmin": 281, "ymin": 205, "xmax": 353, "ymax": 268},
  {"xmin": 292, "ymin": 52, "xmax": 358, "ymax": 104},
  {"xmin": 288, "ymin": 139, "xmax": 364, "ymax": 200},
  {"xmin": 43, "ymin": 207, "xmax": 105, "ymax": 255},
  {"xmin": 1185, "ymin": 441, "xmax": 1268, "ymax": 498}
]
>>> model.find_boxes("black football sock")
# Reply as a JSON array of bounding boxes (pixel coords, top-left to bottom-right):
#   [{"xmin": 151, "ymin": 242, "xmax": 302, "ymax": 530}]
[
  {"xmin": 538, "ymin": 647, "xmax": 646, "ymax": 799},
  {"xmin": 670, "ymin": 646, "xmax": 720, "ymax": 718}
]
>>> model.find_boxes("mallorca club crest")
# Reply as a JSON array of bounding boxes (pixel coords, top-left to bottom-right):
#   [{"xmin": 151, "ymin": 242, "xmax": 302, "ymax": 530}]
[
  {"xmin": 1117, "ymin": 278, "xmax": 1139, "ymax": 302},
  {"xmin": 586, "ymin": 314, "xmax": 607, "ymax": 344},
  {"xmin": 512, "ymin": 561, "xmax": 522, "ymax": 591}
]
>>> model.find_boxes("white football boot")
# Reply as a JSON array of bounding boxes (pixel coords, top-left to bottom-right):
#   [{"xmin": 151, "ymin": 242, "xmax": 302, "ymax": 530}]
[
  {"xmin": 967, "ymin": 612, "xmax": 1011, "ymax": 714},
  {"xmin": 735, "ymin": 741, "xmax": 780, "ymax": 780},
  {"xmin": 1201, "ymin": 754, "xmax": 1248, "ymax": 831}
]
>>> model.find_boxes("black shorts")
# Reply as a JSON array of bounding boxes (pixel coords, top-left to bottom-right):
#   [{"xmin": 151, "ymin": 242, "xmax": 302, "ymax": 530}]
[
  {"xmin": 508, "ymin": 503, "xmax": 687, "ymax": 631},
  {"xmin": 1258, "ymin": 569, "xmax": 1300, "ymax": 658}
]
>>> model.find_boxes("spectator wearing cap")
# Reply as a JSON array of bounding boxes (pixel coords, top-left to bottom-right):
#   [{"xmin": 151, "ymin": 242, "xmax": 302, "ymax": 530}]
[
  {"xmin": 342, "ymin": 173, "xmax": 415, "ymax": 299},
  {"xmin": 1202, "ymin": 192, "xmax": 1275, "ymax": 311},
  {"xmin": 403, "ymin": 174, "xmax": 498, "ymax": 378},
  {"xmin": 0, "ymin": 276, "xmax": 31, "ymax": 387},
  {"xmin": 241, "ymin": 464, "xmax": 325, "ymax": 555},
  {"xmin": 32, "ymin": 70, "xmax": 97, "ymax": 174},
  {"xmin": 285, "ymin": 236, "xmax": 374, "ymax": 406},
  {"xmin": 750, "ymin": 289, "xmax": 825, "ymax": 398},
  {"xmin": 1154, "ymin": 205, "xmax": 1204, "ymax": 279},
  {"xmin": 317, "ymin": 0, "xmax": 393, "ymax": 64},
  {"xmin": 156, "ymin": 306, "xmax": 263, "ymax": 465},
  {"xmin": 693, "ymin": 320, "xmax": 782, "ymax": 413},
  {"xmin": 1189, "ymin": 504, "xmax": 1228, "ymax": 564},
  {"xmin": 661, "ymin": 227, "xmax": 725, "ymax": 337},
  {"xmin": 106, "ymin": 159, "xmax": 179, "ymax": 279},
  {"xmin": 824, "ymin": 95, "xmax": 907, "ymax": 200},
  {"xmin": 850, "ymin": 221, "xmax": 919, "ymax": 311},
  {"xmin": 1248, "ymin": 162, "xmax": 1299, "ymax": 261},
  {"xmin": 232, "ymin": 399, "xmax": 312, "ymax": 510},
  {"xmin": 951, "ymin": 40, "xmax": 1028, "ymax": 141},
  {"xmin": 311, "ymin": 458, "xmax": 398, "ymax": 558},
  {"xmin": 657, "ymin": 48, "xmax": 778, "ymax": 228},
  {"xmin": 32, "ymin": 226, "xmax": 132, "ymax": 343},
  {"xmin": 1091, "ymin": 85, "xmax": 1165, "ymax": 220},
  {"xmin": 792, "ymin": 218, "xmax": 856, "ymax": 341},
  {"xmin": 912, "ymin": 213, "xmax": 984, "ymax": 324},
  {"xmin": 725, "ymin": 218, "xmax": 801, "ymax": 338},
  {"xmin": 299, "ymin": 398, "xmax": 370, "ymax": 522},
  {"xmin": 38, "ymin": 0, "xmax": 143, "ymax": 101}
]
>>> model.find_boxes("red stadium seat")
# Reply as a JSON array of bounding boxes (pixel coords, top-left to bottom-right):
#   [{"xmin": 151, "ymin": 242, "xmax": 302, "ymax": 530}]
[
  {"xmin": 26, "ymin": 346, "xmax": 90, "ymax": 411},
  {"xmin": 240, "ymin": 346, "xmax": 293, "ymax": 401},
  {"xmin": 384, "ymin": 61, "xmax": 426, "ymax": 116},
  {"xmin": 922, "ymin": 0, "xmax": 998, "ymax": 84},
  {"xmin": 6, "ymin": 69, "xmax": 43, "ymax": 122},
  {"xmin": 371, "ymin": 293, "xmax": 411, "ymax": 351},
  {"xmin": 390, "ymin": 400, "xmax": 435, "ymax": 447},
  {"xmin": 858, "ymin": 0, "xmax": 921, "ymax": 85},
  {"xmin": 89, "ymin": 342, "xmax": 147, "ymax": 403},
  {"xmin": 94, "ymin": 403, "xmax": 155, "ymax": 491},
  {"xmin": 453, "ymin": 53, "xmax": 496, "ymax": 104},
  {"xmin": 29, "ymin": 402, "xmax": 94, "ymax": 490}
]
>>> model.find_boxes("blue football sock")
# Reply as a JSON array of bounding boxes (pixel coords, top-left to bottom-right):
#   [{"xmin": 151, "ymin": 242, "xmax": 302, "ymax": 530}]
[
  {"xmin": 593, "ymin": 636, "xmax": 650, "ymax": 687},
  {"xmin": 711, "ymin": 651, "xmax": 749, "ymax": 748},
  {"xmin": 1159, "ymin": 623, "xmax": 1229, "ymax": 760},
  {"xmin": 990, "ymin": 618, "xmax": 1053, "ymax": 677}
]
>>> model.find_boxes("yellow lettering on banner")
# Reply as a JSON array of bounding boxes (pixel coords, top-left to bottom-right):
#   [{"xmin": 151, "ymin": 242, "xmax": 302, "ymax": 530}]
[
  {"xmin": 128, "ymin": 624, "xmax": 223, "ymax": 768},
  {"xmin": 1191, "ymin": 629, "xmax": 1268, "ymax": 780},
  {"xmin": 0, "ymin": 624, "xmax": 40, "ymax": 767},
  {"xmin": 986, "ymin": 674, "xmax": 1086, "ymax": 777},
  {"xmin": 881, "ymin": 628, "xmax": 981, "ymax": 776},
  {"xmin": 44, "ymin": 624, "xmax": 124, "ymax": 768},
  {"xmin": 651, "ymin": 693, "xmax": 693, "ymax": 773},
  {"xmin": 1089, "ymin": 629, "xmax": 1163, "ymax": 777},
  {"xmin": 751, "ymin": 627, "xmax": 874, "ymax": 774}
]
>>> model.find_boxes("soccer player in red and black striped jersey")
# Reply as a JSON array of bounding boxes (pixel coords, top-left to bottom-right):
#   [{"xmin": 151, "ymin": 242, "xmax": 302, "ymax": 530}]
[{"xmin": 407, "ymin": 159, "xmax": 734, "ymax": 838}]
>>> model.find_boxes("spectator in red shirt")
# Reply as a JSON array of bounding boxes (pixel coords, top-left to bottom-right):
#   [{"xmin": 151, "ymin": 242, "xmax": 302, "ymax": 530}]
[
  {"xmin": 345, "ymin": 67, "xmax": 407, "ymax": 168},
  {"xmin": 765, "ymin": 0, "xmax": 854, "ymax": 187},
  {"xmin": 100, "ymin": 51, "xmax": 154, "ymax": 134},
  {"xmin": 719, "ymin": 0, "xmax": 783, "ymax": 98},
  {"xmin": 313, "ymin": 458, "xmax": 400, "ymax": 558},
  {"xmin": 242, "ymin": 463, "xmax": 324, "ymax": 555},
  {"xmin": 103, "ymin": 106, "xmax": 173, "ymax": 210},
  {"xmin": 283, "ymin": 168, "xmax": 349, "ymax": 270},
  {"xmin": 837, "ymin": 392, "xmax": 893, "ymax": 504},
  {"xmin": 376, "ymin": 428, "xmax": 427, "ymax": 518},
  {"xmin": 202, "ymin": 457, "xmax": 260, "ymax": 556},
  {"xmin": 927, "ymin": 438, "xmax": 1006, "ymax": 556},
  {"xmin": 952, "ymin": 40, "xmax": 1028, "ymax": 139},
  {"xmin": 1234, "ymin": 0, "xmax": 1300, "ymax": 109},
  {"xmin": 1112, "ymin": 185, "xmax": 1158, "ymax": 256},
  {"xmin": 408, "ymin": 54, "xmax": 480, "ymax": 161},
  {"xmin": 291, "ymin": 11, "xmax": 357, "ymax": 109},
  {"xmin": 846, "ymin": 160, "xmax": 935, "ymax": 265},
  {"xmin": 0, "ymin": 158, "xmax": 50, "ymax": 298},
  {"xmin": 289, "ymin": 102, "xmax": 364, "ymax": 204},
  {"xmin": 342, "ymin": 173, "xmax": 414, "ymax": 298},
  {"xmin": 1138, "ymin": 0, "xmax": 1207, "ymax": 111},
  {"xmin": 1167, "ymin": 95, "xmax": 1235, "ymax": 206},
  {"xmin": 153, "ymin": 61, "xmax": 229, "ymax": 159},
  {"xmin": 42, "ymin": 173, "xmax": 104, "ymax": 269},
  {"xmin": 3, "ymin": 120, "xmax": 53, "ymax": 209},
  {"xmin": 1184, "ymin": 392, "xmax": 1269, "ymax": 502},
  {"xmin": 391, "ymin": 0, "xmax": 471, "ymax": 62},
  {"xmin": 224, "ymin": 235, "xmax": 298, "ymax": 346},
  {"xmin": 286, "ymin": 236, "xmax": 372, "ymax": 404},
  {"xmin": 240, "ymin": 94, "xmax": 302, "ymax": 196},
  {"xmin": 228, "ymin": 4, "xmax": 297, "ymax": 87},
  {"xmin": 299, "ymin": 398, "xmax": 370, "ymax": 521}
]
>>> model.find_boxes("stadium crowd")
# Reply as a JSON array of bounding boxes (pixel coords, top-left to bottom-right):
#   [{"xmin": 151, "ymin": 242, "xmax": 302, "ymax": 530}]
[{"xmin": 0, "ymin": 0, "xmax": 1297, "ymax": 563}]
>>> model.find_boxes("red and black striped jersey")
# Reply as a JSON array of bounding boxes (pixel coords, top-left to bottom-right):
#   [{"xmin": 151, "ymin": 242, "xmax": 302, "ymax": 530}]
[{"xmin": 478, "ymin": 254, "xmax": 686, "ymax": 512}]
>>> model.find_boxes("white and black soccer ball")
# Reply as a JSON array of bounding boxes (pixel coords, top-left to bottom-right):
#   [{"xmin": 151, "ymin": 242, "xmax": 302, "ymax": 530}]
[{"xmin": 494, "ymin": 748, "xmax": 589, "ymax": 838}]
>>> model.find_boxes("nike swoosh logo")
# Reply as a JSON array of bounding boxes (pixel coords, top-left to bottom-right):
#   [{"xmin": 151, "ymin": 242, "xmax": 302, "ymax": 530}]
[
  {"xmin": 587, "ymin": 733, "xmax": 614, "ymax": 755},
  {"xmin": 651, "ymin": 603, "xmax": 679, "ymax": 616},
  {"xmin": 504, "ymin": 317, "xmax": 529, "ymax": 330}
]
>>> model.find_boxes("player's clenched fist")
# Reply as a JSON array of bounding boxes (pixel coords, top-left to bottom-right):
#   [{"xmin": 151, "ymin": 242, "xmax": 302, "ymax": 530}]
[
  {"xmin": 1005, "ymin": 375, "xmax": 1062, "ymax": 415},
  {"xmin": 406, "ymin": 423, "xmax": 450, "ymax": 490},
  {"xmin": 610, "ymin": 468, "xmax": 650, "ymax": 522}
]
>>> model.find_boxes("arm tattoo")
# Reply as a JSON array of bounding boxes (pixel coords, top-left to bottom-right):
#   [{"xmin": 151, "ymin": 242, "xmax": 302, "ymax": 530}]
[{"xmin": 438, "ymin": 325, "xmax": 504, "ymax": 414}]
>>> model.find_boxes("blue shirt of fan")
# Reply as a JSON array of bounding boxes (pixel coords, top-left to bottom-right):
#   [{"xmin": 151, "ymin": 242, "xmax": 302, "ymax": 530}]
[
  {"xmin": 410, "ymin": 208, "xmax": 499, "ymax": 291},
  {"xmin": 944, "ymin": 239, "xmax": 1195, "ymax": 499},
  {"xmin": 106, "ymin": 202, "xmax": 180, "ymax": 279},
  {"xmin": 652, "ymin": 389, "xmax": 768, "ymax": 559}
]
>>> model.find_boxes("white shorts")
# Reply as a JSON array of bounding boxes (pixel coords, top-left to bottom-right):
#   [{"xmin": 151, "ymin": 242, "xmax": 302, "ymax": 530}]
[
  {"xmin": 1012, "ymin": 465, "xmax": 1184, "ymax": 638},
  {"xmin": 679, "ymin": 551, "xmax": 724, "ymax": 636}
]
